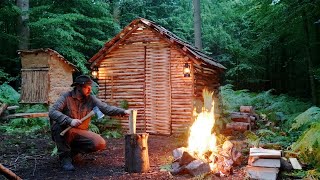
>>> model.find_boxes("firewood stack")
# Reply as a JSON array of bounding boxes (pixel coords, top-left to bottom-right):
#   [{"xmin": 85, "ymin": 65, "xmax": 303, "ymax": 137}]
[
  {"xmin": 226, "ymin": 106, "xmax": 258, "ymax": 132},
  {"xmin": 246, "ymin": 148, "xmax": 282, "ymax": 180}
]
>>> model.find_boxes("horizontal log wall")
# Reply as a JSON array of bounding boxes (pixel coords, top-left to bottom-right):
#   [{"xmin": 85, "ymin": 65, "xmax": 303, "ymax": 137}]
[
  {"xmin": 98, "ymin": 36, "xmax": 146, "ymax": 133},
  {"xmin": 170, "ymin": 49, "xmax": 193, "ymax": 134},
  {"xmin": 193, "ymin": 63, "xmax": 221, "ymax": 116}
]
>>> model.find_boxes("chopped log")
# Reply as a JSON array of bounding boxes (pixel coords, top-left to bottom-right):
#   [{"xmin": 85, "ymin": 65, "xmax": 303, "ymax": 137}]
[
  {"xmin": 246, "ymin": 166, "xmax": 279, "ymax": 180},
  {"xmin": 240, "ymin": 106, "xmax": 254, "ymax": 113},
  {"xmin": 0, "ymin": 163, "xmax": 22, "ymax": 180},
  {"xmin": 289, "ymin": 158, "xmax": 302, "ymax": 170},
  {"xmin": 226, "ymin": 122, "xmax": 250, "ymax": 132},
  {"xmin": 248, "ymin": 157, "xmax": 281, "ymax": 168},
  {"xmin": 0, "ymin": 103, "xmax": 8, "ymax": 116},
  {"xmin": 2, "ymin": 112, "xmax": 48, "ymax": 119},
  {"xmin": 6, "ymin": 105, "xmax": 19, "ymax": 111},
  {"xmin": 129, "ymin": 110, "xmax": 137, "ymax": 134},
  {"xmin": 125, "ymin": 133, "xmax": 150, "ymax": 173},
  {"xmin": 230, "ymin": 113, "xmax": 251, "ymax": 123},
  {"xmin": 249, "ymin": 148, "xmax": 281, "ymax": 159}
]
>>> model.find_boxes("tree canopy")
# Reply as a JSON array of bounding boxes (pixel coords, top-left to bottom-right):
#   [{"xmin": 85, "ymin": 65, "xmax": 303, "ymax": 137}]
[{"xmin": 0, "ymin": 0, "xmax": 319, "ymax": 104}]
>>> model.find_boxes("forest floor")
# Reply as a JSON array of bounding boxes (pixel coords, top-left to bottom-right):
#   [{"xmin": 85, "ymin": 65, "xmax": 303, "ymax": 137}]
[{"xmin": 0, "ymin": 133, "xmax": 247, "ymax": 180}]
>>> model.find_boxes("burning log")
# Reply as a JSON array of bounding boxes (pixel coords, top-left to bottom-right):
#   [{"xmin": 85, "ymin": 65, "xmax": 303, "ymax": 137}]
[
  {"xmin": 124, "ymin": 133, "xmax": 150, "ymax": 173},
  {"xmin": 226, "ymin": 122, "xmax": 250, "ymax": 132}
]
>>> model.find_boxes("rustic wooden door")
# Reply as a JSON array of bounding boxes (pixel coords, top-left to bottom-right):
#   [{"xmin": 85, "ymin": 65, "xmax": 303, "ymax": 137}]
[
  {"xmin": 21, "ymin": 68, "xmax": 49, "ymax": 103},
  {"xmin": 145, "ymin": 45, "xmax": 171, "ymax": 135}
]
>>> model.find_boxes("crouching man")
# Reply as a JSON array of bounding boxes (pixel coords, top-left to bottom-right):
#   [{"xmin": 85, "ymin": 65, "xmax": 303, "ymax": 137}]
[{"xmin": 49, "ymin": 75, "xmax": 130, "ymax": 171}]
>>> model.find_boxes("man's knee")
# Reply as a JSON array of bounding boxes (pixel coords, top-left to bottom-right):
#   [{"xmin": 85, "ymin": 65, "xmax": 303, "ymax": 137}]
[{"xmin": 95, "ymin": 138, "xmax": 106, "ymax": 151}]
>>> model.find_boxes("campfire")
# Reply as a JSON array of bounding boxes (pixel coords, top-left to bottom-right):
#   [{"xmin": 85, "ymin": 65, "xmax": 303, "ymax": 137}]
[{"xmin": 171, "ymin": 89, "xmax": 242, "ymax": 177}]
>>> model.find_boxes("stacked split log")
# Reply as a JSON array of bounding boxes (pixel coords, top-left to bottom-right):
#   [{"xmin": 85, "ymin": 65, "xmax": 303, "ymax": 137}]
[
  {"xmin": 226, "ymin": 106, "xmax": 258, "ymax": 132},
  {"xmin": 246, "ymin": 148, "xmax": 282, "ymax": 180}
]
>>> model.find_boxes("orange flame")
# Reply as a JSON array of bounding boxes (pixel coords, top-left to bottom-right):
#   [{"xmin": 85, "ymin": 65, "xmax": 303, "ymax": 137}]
[{"xmin": 187, "ymin": 89, "xmax": 217, "ymax": 170}]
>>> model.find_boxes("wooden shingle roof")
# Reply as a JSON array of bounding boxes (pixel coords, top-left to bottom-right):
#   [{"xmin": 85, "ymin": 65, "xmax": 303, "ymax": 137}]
[
  {"xmin": 18, "ymin": 48, "xmax": 78, "ymax": 71},
  {"xmin": 89, "ymin": 18, "xmax": 226, "ymax": 70}
]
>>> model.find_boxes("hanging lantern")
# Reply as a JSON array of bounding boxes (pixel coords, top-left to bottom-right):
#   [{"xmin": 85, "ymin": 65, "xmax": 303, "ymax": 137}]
[
  {"xmin": 183, "ymin": 63, "xmax": 191, "ymax": 77},
  {"xmin": 91, "ymin": 66, "xmax": 99, "ymax": 79}
]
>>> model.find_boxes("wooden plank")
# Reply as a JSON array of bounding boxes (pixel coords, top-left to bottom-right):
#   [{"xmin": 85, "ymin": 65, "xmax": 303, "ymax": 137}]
[
  {"xmin": 250, "ymin": 148, "xmax": 281, "ymax": 159},
  {"xmin": 246, "ymin": 166, "xmax": 279, "ymax": 180},
  {"xmin": 248, "ymin": 157, "xmax": 281, "ymax": 168},
  {"xmin": 289, "ymin": 158, "xmax": 302, "ymax": 170},
  {"xmin": 3, "ymin": 112, "xmax": 48, "ymax": 119}
]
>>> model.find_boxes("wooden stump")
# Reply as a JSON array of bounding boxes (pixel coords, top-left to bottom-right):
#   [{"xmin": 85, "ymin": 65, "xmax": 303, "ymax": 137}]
[{"xmin": 125, "ymin": 133, "xmax": 150, "ymax": 173}]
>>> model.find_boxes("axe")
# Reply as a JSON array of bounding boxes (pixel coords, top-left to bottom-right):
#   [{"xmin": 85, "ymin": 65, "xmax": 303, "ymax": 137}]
[{"xmin": 60, "ymin": 106, "xmax": 104, "ymax": 136}]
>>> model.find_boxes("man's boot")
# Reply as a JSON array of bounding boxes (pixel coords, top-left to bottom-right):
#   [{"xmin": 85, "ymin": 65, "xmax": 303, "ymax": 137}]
[{"xmin": 61, "ymin": 157, "xmax": 75, "ymax": 171}]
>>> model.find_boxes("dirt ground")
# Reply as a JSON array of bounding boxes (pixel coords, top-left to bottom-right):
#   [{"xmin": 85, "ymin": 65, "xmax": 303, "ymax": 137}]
[{"xmin": 0, "ymin": 133, "xmax": 247, "ymax": 180}]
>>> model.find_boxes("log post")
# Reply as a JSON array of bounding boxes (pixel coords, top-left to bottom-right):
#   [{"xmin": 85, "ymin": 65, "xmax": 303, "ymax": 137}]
[{"xmin": 125, "ymin": 133, "xmax": 150, "ymax": 173}]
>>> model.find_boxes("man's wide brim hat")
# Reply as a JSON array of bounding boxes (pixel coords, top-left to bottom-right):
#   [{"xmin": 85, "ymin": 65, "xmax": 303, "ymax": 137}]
[{"xmin": 71, "ymin": 75, "xmax": 93, "ymax": 86}]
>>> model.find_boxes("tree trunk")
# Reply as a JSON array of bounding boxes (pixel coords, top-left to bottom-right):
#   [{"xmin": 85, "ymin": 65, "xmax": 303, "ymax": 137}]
[
  {"xmin": 302, "ymin": 11, "xmax": 317, "ymax": 105},
  {"xmin": 193, "ymin": 0, "xmax": 202, "ymax": 50},
  {"xmin": 17, "ymin": 0, "xmax": 30, "ymax": 50}
]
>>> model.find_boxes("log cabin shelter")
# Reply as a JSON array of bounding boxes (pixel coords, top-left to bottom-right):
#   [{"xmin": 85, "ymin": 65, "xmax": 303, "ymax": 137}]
[
  {"xmin": 89, "ymin": 18, "xmax": 226, "ymax": 135},
  {"xmin": 18, "ymin": 48, "xmax": 78, "ymax": 106}
]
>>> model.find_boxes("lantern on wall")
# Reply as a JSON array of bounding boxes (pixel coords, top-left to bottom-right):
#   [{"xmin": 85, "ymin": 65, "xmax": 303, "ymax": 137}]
[
  {"xmin": 183, "ymin": 63, "xmax": 191, "ymax": 77},
  {"xmin": 91, "ymin": 66, "xmax": 99, "ymax": 80}
]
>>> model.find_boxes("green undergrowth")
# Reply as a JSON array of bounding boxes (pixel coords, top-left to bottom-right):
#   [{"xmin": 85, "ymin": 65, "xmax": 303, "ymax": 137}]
[{"xmin": 220, "ymin": 84, "xmax": 319, "ymax": 177}]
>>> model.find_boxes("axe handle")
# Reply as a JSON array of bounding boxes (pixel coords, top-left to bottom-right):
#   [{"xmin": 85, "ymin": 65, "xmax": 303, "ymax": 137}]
[{"xmin": 60, "ymin": 110, "xmax": 95, "ymax": 136}]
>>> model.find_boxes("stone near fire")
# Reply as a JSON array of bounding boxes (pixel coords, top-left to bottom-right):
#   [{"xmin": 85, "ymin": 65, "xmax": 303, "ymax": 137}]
[
  {"xmin": 179, "ymin": 151, "xmax": 196, "ymax": 166},
  {"xmin": 172, "ymin": 147, "xmax": 187, "ymax": 160},
  {"xmin": 185, "ymin": 159, "xmax": 211, "ymax": 177}
]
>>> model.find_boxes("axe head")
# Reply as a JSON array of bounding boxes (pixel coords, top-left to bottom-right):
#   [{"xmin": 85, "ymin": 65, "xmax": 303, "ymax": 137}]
[{"xmin": 93, "ymin": 106, "xmax": 104, "ymax": 120}]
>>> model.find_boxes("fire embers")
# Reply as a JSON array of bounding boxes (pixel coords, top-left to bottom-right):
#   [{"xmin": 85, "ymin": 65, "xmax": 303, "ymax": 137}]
[{"xmin": 170, "ymin": 141, "xmax": 242, "ymax": 177}]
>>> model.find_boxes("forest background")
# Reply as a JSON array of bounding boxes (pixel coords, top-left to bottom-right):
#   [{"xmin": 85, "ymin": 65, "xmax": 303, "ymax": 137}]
[{"xmin": 0, "ymin": 0, "xmax": 320, "ymax": 178}]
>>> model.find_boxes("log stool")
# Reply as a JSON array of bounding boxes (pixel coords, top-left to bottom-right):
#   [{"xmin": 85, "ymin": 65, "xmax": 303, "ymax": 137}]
[
  {"xmin": 125, "ymin": 133, "xmax": 150, "ymax": 173},
  {"xmin": 124, "ymin": 110, "xmax": 150, "ymax": 173}
]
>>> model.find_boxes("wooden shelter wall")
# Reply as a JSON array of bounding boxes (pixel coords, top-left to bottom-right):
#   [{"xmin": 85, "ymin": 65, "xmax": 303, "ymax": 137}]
[
  {"xmin": 48, "ymin": 56, "xmax": 74, "ymax": 106},
  {"xmin": 97, "ymin": 43, "xmax": 146, "ymax": 133},
  {"xmin": 193, "ymin": 63, "xmax": 221, "ymax": 115},
  {"xmin": 21, "ymin": 69, "xmax": 49, "ymax": 103},
  {"xmin": 21, "ymin": 52, "xmax": 49, "ymax": 69},
  {"xmin": 170, "ymin": 49, "xmax": 193, "ymax": 134}
]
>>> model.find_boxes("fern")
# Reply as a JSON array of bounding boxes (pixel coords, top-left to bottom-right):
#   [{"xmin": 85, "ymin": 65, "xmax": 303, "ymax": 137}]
[
  {"xmin": 0, "ymin": 83, "xmax": 20, "ymax": 104},
  {"xmin": 89, "ymin": 123, "xmax": 100, "ymax": 134},
  {"xmin": 290, "ymin": 106, "xmax": 320, "ymax": 131},
  {"xmin": 291, "ymin": 123, "xmax": 320, "ymax": 166}
]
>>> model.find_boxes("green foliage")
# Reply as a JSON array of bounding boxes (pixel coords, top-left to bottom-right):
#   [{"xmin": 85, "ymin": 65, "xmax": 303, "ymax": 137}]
[
  {"xmin": 119, "ymin": 99, "xmax": 129, "ymax": 109},
  {"xmin": 220, "ymin": 84, "xmax": 311, "ymax": 128},
  {"xmin": 290, "ymin": 106, "xmax": 320, "ymax": 130},
  {"xmin": 102, "ymin": 130, "xmax": 122, "ymax": 139},
  {"xmin": 0, "ymin": 83, "xmax": 20, "ymax": 104},
  {"xmin": 89, "ymin": 123, "xmax": 100, "ymax": 134},
  {"xmin": 291, "ymin": 122, "xmax": 320, "ymax": 166}
]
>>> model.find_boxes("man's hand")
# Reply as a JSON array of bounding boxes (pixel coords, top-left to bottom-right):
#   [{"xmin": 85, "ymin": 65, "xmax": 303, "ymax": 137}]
[
  {"xmin": 124, "ymin": 109, "xmax": 131, "ymax": 115},
  {"xmin": 70, "ymin": 119, "xmax": 82, "ymax": 127}
]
